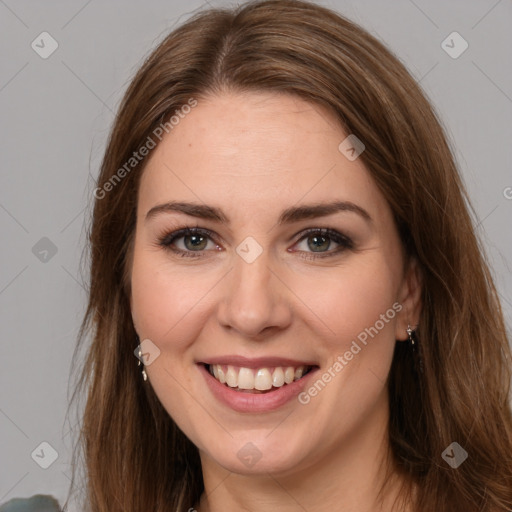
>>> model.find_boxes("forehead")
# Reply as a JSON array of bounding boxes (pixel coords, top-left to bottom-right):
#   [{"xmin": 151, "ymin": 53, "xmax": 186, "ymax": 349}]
[{"xmin": 138, "ymin": 91, "xmax": 389, "ymax": 225}]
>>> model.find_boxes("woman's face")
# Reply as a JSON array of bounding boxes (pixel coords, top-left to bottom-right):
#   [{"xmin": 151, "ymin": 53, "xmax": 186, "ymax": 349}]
[{"xmin": 130, "ymin": 91, "xmax": 420, "ymax": 477}]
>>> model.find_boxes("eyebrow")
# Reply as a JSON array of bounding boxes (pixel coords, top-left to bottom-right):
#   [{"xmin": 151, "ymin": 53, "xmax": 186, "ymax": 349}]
[{"xmin": 145, "ymin": 200, "xmax": 372, "ymax": 225}]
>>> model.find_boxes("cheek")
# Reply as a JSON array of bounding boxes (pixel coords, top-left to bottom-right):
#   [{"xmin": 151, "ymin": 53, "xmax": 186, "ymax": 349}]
[
  {"xmin": 292, "ymin": 256, "xmax": 399, "ymax": 352},
  {"xmin": 130, "ymin": 249, "xmax": 217, "ymax": 444},
  {"xmin": 290, "ymin": 259, "xmax": 400, "ymax": 446},
  {"xmin": 130, "ymin": 248, "xmax": 216, "ymax": 347}
]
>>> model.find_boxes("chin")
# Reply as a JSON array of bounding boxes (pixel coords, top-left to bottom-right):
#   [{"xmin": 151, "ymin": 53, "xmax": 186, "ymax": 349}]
[{"xmin": 199, "ymin": 429, "xmax": 316, "ymax": 477}]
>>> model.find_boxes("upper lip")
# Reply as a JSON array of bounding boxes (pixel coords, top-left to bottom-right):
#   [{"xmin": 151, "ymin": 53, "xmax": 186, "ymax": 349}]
[{"xmin": 198, "ymin": 355, "xmax": 318, "ymax": 369}]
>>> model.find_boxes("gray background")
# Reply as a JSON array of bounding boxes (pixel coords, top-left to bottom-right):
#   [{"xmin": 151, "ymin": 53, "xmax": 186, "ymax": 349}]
[{"xmin": 1, "ymin": 0, "xmax": 511, "ymax": 509}]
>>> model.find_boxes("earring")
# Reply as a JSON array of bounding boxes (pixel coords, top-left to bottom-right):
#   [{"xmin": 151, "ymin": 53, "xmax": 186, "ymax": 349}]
[
  {"xmin": 136, "ymin": 335, "xmax": 148, "ymax": 381},
  {"xmin": 406, "ymin": 325, "xmax": 415, "ymax": 346},
  {"xmin": 407, "ymin": 324, "xmax": 423, "ymax": 374}
]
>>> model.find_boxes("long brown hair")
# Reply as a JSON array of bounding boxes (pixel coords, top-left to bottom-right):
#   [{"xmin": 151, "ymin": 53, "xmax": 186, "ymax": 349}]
[{"xmin": 65, "ymin": 1, "xmax": 512, "ymax": 510}]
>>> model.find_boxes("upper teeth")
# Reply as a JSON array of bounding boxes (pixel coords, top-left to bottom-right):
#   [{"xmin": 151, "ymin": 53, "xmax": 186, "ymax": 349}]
[{"xmin": 209, "ymin": 364, "xmax": 308, "ymax": 390}]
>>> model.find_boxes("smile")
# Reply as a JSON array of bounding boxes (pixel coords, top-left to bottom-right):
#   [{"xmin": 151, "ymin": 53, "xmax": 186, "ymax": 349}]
[
  {"xmin": 198, "ymin": 355, "xmax": 319, "ymax": 412},
  {"xmin": 206, "ymin": 364, "xmax": 314, "ymax": 393}
]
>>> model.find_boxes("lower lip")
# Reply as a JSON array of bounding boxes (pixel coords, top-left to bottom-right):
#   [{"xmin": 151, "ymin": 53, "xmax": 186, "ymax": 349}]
[{"xmin": 198, "ymin": 364, "xmax": 318, "ymax": 413}]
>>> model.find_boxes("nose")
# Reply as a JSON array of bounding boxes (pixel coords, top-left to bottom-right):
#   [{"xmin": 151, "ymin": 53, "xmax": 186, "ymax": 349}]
[{"xmin": 216, "ymin": 248, "xmax": 292, "ymax": 339}]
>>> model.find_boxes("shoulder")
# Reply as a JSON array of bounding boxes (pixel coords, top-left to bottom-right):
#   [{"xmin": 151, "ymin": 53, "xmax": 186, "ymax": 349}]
[{"xmin": 0, "ymin": 495, "xmax": 61, "ymax": 512}]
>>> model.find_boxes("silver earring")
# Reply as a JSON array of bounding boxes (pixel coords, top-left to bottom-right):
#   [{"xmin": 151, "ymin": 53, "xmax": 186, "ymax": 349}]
[
  {"xmin": 136, "ymin": 336, "xmax": 148, "ymax": 381},
  {"xmin": 407, "ymin": 325, "xmax": 415, "ymax": 346},
  {"xmin": 407, "ymin": 324, "xmax": 423, "ymax": 374}
]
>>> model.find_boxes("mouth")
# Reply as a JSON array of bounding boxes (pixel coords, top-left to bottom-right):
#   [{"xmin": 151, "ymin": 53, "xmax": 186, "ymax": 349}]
[
  {"xmin": 198, "ymin": 357, "xmax": 320, "ymax": 412},
  {"xmin": 203, "ymin": 363, "xmax": 316, "ymax": 394}
]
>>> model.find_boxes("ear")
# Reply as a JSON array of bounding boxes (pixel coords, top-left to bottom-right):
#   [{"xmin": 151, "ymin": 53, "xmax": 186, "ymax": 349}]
[{"xmin": 395, "ymin": 256, "xmax": 423, "ymax": 341}]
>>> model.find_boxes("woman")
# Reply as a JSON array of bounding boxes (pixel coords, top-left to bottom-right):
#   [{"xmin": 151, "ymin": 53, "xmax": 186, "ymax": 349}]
[{"xmin": 66, "ymin": 1, "xmax": 512, "ymax": 510}]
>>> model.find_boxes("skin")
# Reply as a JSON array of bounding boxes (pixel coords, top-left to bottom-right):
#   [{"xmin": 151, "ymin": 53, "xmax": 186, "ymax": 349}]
[{"xmin": 129, "ymin": 91, "xmax": 422, "ymax": 512}]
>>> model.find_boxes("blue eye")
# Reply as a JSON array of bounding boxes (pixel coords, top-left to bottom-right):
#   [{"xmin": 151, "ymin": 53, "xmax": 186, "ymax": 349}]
[{"xmin": 157, "ymin": 227, "xmax": 353, "ymax": 259}]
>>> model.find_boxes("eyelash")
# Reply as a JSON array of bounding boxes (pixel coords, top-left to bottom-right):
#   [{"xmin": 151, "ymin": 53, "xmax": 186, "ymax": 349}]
[{"xmin": 157, "ymin": 226, "xmax": 354, "ymax": 260}]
